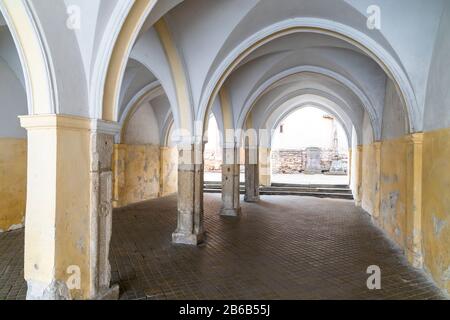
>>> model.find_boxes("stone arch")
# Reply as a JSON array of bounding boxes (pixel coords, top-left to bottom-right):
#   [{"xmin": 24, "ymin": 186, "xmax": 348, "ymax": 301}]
[
  {"xmin": 117, "ymin": 81, "xmax": 164, "ymax": 143},
  {"xmin": 0, "ymin": 0, "xmax": 57, "ymax": 115},
  {"xmin": 239, "ymin": 87, "xmax": 366, "ymax": 149},
  {"xmin": 267, "ymin": 101, "xmax": 352, "ymax": 148},
  {"xmin": 197, "ymin": 18, "xmax": 417, "ymax": 136},
  {"xmin": 101, "ymin": 1, "xmax": 194, "ymax": 137},
  {"xmin": 236, "ymin": 66, "xmax": 376, "ymax": 140},
  {"xmin": 100, "ymin": 0, "xmax": 156, "ymax": 121},
  {"xmin": 0, "ymin": 4, "xmax": 35, "ymax": 234}
]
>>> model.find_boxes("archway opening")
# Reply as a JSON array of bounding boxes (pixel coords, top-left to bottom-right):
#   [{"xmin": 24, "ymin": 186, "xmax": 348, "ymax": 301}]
[
  {"xmin": 204, "ymin": 114, "xmax": 222, "ymax": 182},
  {"xmin": 112, "ymin": 59, "xmax": 178, "ymax": 208},
  {"xmin": 0, "ymin": 12, "xmax": 28, "ymax": 235},
  {"xmin": 271, "ymin": 106, "xmax": 349, "ymax": 186}
]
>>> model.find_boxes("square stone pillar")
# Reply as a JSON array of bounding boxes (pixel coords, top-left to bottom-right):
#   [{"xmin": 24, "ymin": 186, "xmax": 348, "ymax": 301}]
[
  {"xmin": 373, "ymin": 141, "xmax": 382, "ymax": 222},
  {"xmin": 112, "ymin": 144, "xmax": 126, "ymax": 208},
  {"xmin": 354, "ymin": 145, "xmax": 363, "ymax": 206},
  {"xmin": 245, "ymin": 145, "xmax": 259, "ymax": 202},
  {"xmin": 406, "ymin": 133, "xmax": 424, "ymax": 268},
  {"xmin": 172, "ymin": 143, "xmax": 205, "ymax": 245},
  {"xmin": 20, "ymin": 115, "xmax": 119, "ymax": 300},
  {"xmin": 221, "ymin": 145, "xmax": 241, "ymax": 216},
  {"xmin": 259, "ymin": 147, "xmax": 271, "ymax": 187},
  {"xmin": 348, "ymin": 148, "xmax": 352, "ymax": 183}
]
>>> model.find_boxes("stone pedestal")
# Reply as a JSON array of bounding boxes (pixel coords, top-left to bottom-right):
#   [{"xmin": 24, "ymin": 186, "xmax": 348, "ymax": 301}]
[
  {"xmin": 19, "ymin": 115, "xmax": 119, "ymax": 300},
  {"xmin": 304, "ymin": 147, "xmax": 322, "ymax": 174},
  {"xmin": 245, "ymin": 145, "xmax": 259, "ymax": 202},
  {"xmin": 172, "ymin": 143, "xmax": 205, "ymax": 245},
  {"xmin": 328, "ymin": 159, "xmax": 347, "ymax": 175}
]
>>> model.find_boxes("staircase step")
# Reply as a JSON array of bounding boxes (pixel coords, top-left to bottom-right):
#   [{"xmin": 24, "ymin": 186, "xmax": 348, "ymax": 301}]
[{"xmin": 203, "ymin": 182, "xmax": 354, "ymax": 200}]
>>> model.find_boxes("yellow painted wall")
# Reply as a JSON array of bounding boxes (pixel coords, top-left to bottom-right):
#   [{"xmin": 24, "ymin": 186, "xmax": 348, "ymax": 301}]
[
  {"xmin": 379, "ymin": 137, "xmax": 408, "ymax": 248},
  {"xmin": 422, "ymin": 127, "xmax": 450, "ymax": 293},
  {"xmin": 0, "ymin": 139, "xmax": 27, "ymax": 232},
  {"xmin": 361, "ymin": 144, "xmax": 378, "ymax": 215},
  {"xmin": 160, "ymin": 147, "xmax": 178, "ymax": 197},
  {"xmin": 112, "ymin": 144, "xmax": 178, "ymax": 207},
  {"xmin": 259, "ymin": 147, "xmax": 271, "ymax": 187},
  {"xmin": 358, "ymin": 129, "xmax": 450, "ymax": 295},
  {"xmin": 54, "ymin": 126, "xmax": 92, "ymax": 299}
]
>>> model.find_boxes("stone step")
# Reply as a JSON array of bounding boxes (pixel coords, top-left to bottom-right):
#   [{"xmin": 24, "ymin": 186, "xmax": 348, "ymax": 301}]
[
  {"xmin": 203, "ymin": 188, "xmax": 354, "ymax": 200},
  {"xmin": 203, "ymin": 181, "xmax": 354, "ymax": 200},
  {"xmin": 204, "ymin": 185, "xmax": 352, "ymax": 193}
]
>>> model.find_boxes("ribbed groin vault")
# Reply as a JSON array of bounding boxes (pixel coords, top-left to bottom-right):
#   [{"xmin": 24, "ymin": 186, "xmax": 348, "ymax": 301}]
[{"xmin": 0, "ymin": 0, "xmax": 448, "ymax": 300}]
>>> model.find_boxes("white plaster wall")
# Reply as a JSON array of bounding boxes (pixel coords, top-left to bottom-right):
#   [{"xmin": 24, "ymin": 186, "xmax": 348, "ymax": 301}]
[
  {"xmin": 0, "ymin": 26, "xmax": 27, "ymax": 138},
  {"xmin": 118, "ymin": 60, "xmax": 157, "ymax": 119},
  {"xmin": 362, "ymin": 111, "xmax": 374, "ymax": 145},
  {"xmin": 0, "ymin": 60, "xmax": 27, "ymax": 138},
  {"xmin": 0, "ymin": 27, "xmax": 24, "ymax": 87},
  {"xmin": 131, "ymin": 27, "xmax": 180, "ymax": 128},
  {"xmin": 123, "ymin": 101, "xmax": 160, "ymax": 145},
  {"xmin": 350, "ymin": 126, "xmax": 358, "ymax": 195},
  {"xmin": 423, "ymin": 1, "xmax": 450, "ymax": 132},
  {"xmin": 381, "ymin": 78, "xmax": 408, "ymax": 140}
]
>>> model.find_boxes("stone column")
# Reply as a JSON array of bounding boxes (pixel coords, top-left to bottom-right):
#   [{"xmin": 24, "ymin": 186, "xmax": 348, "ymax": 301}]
[
  {"xmin": 112, "ymin": 144, "xmax": 126, "ymax": 208},
  {"xmin": 159, "ymin": 146, "xmax": 178, "ymax": 197},
  {"xmin": 221, "ymin": 145, "xmax": 241, "ymax": 216},
  {"xmin": 259, "ymin": 147, "xmax": 271, "ymax": 187},
  {"xmin": 20, "ymin": 115, "xmax": 119, "ymax": 300},
  {"xmin": 406, "ymin": 133, "xmax": 424, "ymax": 268},
  {"xmin": 354, "ymin": 145, "xmax": 363, "ymax": 206},
  {"xmin": 244, "ymin": 144, "xmax": 259, "ymax": 202},
  {"xmin": 373, "ymin": 141, "xmax": 382, "ymax": 222},
  {"xmin": 348, "ymin": 148, "xmax": 353, "ymax": 184},
  {"xmin": 89, "ymin": 123, "xmax": 120, "ymax": 300},
  {"xmin": 172, "ymin": 143, "xmax": 205, "ymax": 245}
]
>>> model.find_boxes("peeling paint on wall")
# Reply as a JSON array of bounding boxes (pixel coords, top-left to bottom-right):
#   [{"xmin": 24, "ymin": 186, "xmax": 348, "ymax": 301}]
[
  {"xmin": 422, "ymin": 127, "xmax": 450, "ymax": 294},
  {"xmin": 112, "ymin": 144, "xmax": 178, "ymax": 207},
  {"xmin": 0, "ymin": 138, "xmax": 27, "ymax": 232},
  {"xmin": 433, "ymin": 215, "xmax": 447, "ymax": 237}
]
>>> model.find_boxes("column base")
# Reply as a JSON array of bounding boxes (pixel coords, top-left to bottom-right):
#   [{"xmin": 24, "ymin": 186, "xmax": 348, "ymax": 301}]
[
  {"xmin": 172, "ymin": 231, "xmax": 205, "ymax": 245},
  {"xmin": 94, "ymin": 284, "xmax": 120, "ymax": 300},
  {"xmin": 26, "ymin": 279, "xmax": 71, "ymax": 300},
  {"xmin": 244, "ymin": 195, "xmax": 260, "ymax": 203},
  {"xmin": 220, "ymin": 207, "xmax": 241, "ymax": 217},
  {"xmin": 406, "ymin": 248, "xmax": 424, "ymax": 269}
]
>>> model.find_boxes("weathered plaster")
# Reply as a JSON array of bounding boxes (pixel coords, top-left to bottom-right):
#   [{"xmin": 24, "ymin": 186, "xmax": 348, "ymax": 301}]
[
  {"xmin": 173, "ymin": 144, "xmax": 205, "ymax": 246},
  {"xmin": 361, "ymin": 143, "xmax": 378, "ymax": 215},
  {"xmin": 259, "ymin": 147, "xmax": 271, "ymax": 187},
  {"xmin": 0, "ymin": 138, "xmax": 26, "ymax": 232},
  {"xmin": 112, "ymin": 144, "xmax": 178, "ymax": 207},
  {"xmin": 19, "ymin": 115, "xmax": 118, "ymax": 300},
  {"xmin": 221, "ymin": 147, "xmax": 241, "ymax": 216},
  {"xmin": 160, "ymin": 146, "xmax": 178, "ymax": 196},
  {"xmin": 119, "ymin": 144, "xmax": 161, "ymax": 206},
  {"xmin": 422, "ymin": 127, "xmax": 450, "ymax": 294},
  {"xmin": 379, "ymin": 137, "xmax": 407, "ymax": 248}
]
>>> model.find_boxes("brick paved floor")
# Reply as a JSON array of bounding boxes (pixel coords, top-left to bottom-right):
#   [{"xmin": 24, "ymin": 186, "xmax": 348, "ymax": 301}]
[{"xmin": 0, "ymin": 194, "xmax": 446, "ymax": 300}]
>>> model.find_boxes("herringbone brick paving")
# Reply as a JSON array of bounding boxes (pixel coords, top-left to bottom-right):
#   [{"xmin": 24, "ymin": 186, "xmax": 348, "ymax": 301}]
[{"xmin": 0, "ymin": 194, "xmax": 446, "ymax": 300}]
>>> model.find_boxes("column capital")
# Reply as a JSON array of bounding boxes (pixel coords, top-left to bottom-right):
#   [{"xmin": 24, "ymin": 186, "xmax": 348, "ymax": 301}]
[
  {"xmin": 408, "ymin": 132, "xmax": 424, "ymax": 145},
  {"xmin": 19, "ymin": 114, "xmax": 120, "ymax": 135},
  {"xmin": 91, "ymin": 119, "xmax": 121, "ymax": 135}
]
